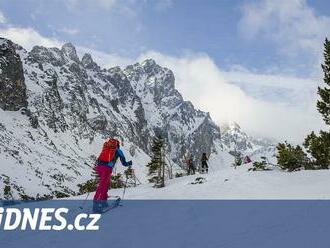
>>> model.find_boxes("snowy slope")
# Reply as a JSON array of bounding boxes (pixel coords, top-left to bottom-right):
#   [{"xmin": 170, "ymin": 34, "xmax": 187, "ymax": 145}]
[
  {"xmin": 75, "ymin": 150, "xmax": 330, "ymax": 200},
  {"xmin": 109, "ymin": 168, "xmax": 330, "ymax": 199}
]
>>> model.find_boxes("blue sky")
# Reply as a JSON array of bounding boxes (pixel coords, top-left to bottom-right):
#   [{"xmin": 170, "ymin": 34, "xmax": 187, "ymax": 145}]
[
  {"xmin": 1, "ymin": 0, "xmax": 326, "ymax": 75},
  {"xmin": 0, "ymin": 0, "xmax": 329, "ymax": 142}
]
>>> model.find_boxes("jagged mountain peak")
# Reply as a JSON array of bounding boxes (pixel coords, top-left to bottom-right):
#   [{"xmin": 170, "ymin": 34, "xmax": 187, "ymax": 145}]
[
  {"xmin": 221, "ymin": 121, "xmax": 241, "ymax": 132},
  {"xmin": 29, "ymin": 45, "xmax": 63, "ymax": 66},
  {"xmin": 0, "ymin": 37, "xmax": 11, "ymax": 47},
  {"xmin": 81, "ymin": 52, "xmax": 92, "ymax": 63},
  {"xmin": 124, "ymin": 59, "xmax": 175, "ymax": 92},
  {"xmin": 141, "ymin": 58, "xmax": 170, "ymax": 76},
  {"xmin": 61, "ymin": 42, "xmax": 79, "ymax": 63},
  {"xmin": 141, "ymin": 58, "xmax": 157, "ymax": 67},
  {"xmin": 126, "ymin": 58, "xmax": 170, "ymax": 76},
  {"xmin": 220, "ymin": 121, "xmax": 275, "ymax": 160},
  {"xmin": 81, "ymin": 53, "xmax": 99, "ymax": 70},
  {"xmin": 0, "ymin": 37, "xmax": 25, "ymax": 54},
  {"xmin": 61, "ymin": 42, "xmax": 75, "ymax": 51}
]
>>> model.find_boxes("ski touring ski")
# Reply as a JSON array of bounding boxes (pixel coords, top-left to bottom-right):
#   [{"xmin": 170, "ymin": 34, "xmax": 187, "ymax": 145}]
[{"xmin": 93, "ymin": 196, "xmax": 122, "ymax": 214}]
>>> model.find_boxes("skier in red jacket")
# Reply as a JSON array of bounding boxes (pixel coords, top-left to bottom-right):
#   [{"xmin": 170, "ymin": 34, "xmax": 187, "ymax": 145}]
[{"xmin": 93, "ymin": 138, "xmax": 132, "ymax": 212}]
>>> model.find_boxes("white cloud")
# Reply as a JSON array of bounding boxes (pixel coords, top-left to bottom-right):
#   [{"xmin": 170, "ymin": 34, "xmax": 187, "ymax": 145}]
[
  {"xmin": 155, "ymin": 0, "xmax": 173, "ymax": 11},
  {"xmin": 239, "ymin": 0, "xmax": 330, "ymax": 68},
  {"xmin": 222, "ymin": 68, "xmax": 318, "ymax": 106},
  {"xmin": 65, "ymin": 0, "xmax": 118, "ymax": 10},
  {"xmin": 138, "ymin": 51, "xmax": 324, "ymax": 143},
  {"xmin": 91, "ymin": 0, "xmax": 118, "ymax": 9},
  {"xmin": 58, "ymin": 27, "xmax": 80, "ymax": 35},
  {"xmin": 0, "ymin": 27, "xmax": 62, "ymax": 50},
  {"xmin": 0, "ymin": 10, "xmax": 6, "ymax": 24}
]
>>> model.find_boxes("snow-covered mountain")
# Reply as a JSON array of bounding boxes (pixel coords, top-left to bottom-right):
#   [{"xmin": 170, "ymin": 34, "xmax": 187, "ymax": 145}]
[
  {"xmin": 0, "ymin": 38, "xmax": 225, "ymax": 199},
  {"xmin": 221, "ymin": 122, "xmax": 276, "ymax": 162},
  {"xmin": 0, "ymin": 38, "xmax": 274, "ymax": 199}
]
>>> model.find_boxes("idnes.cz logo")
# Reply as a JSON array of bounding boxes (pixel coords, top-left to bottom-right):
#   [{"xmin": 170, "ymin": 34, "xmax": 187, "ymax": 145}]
[{"xmin": 0, "ymin": 207, "xmax": 101, "ymax": 231}]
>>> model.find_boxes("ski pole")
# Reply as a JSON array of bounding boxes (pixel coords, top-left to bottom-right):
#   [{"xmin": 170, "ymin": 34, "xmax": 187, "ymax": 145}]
[
  {"xmin": 79, "ymin": 192, "xmax": 90, "ymax": 210},
  {"xmin": 122, "ymin": 176, "xmax": 129, "ymax": 200},
  {"xmin": 132, "ymin": 169, "xmax": 142, "ymax": 185},
  {"xmin": 134, "ymin": 174, "xmax": 142, "ymax": 185}
]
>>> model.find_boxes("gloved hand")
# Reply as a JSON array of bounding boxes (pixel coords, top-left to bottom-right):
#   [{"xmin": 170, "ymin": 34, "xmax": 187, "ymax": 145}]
[
  {"xmin": 127, "ymin": 160, "xmax": 132, "ymax": 167},
  {"xmin": 125, "ymin": 166, "xmax": 133, "ymax": 177}
]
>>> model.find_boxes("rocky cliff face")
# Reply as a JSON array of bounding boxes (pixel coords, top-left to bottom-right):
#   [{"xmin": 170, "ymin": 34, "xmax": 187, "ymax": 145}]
[
  {"xmin": 124, "ymin": 59, "xmax": 221, "ymax": 162},
  {"xmin": 0, "ymin": 38, "xmax": 225, "ymax": 199},
  {"xmin": 0, "ymin": 39, "xmax": 27, "ymax": 111}
]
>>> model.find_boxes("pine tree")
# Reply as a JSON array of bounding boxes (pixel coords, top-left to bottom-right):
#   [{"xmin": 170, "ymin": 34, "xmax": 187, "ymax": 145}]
[
  {"xmin": 234, "ymin": 155, "xmax": 242, "ymax": 168},
  {"xmin": 304, "ymin": 131, "xmax": 330, "ymax": 169},
  {"xmin": 317, "ymin": 38, "xmax": 330, "ymax": 125},
  {"xmin": 303, "ymin": 38, "xmax": 330, "ymax": 169},
  {"xmin": 146, "ymin": 135, "xmax": 166, "ymax": 188},
  {"xmin": 276, "ymin": 142, "xmax": 310, "ymax": 171},
  {"xmin": 231, "ymin": 151, "xmax": 242, "ymax": 168}
]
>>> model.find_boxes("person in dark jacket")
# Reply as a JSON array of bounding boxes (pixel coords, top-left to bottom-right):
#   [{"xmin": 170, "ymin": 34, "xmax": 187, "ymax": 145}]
[
  {"xmin": 201, "ymin": 153, "xmax": 209, "ymax": 173},
  {"xmin": 187, "ymin": 156, "xmax": 195, "ymax": 175}
]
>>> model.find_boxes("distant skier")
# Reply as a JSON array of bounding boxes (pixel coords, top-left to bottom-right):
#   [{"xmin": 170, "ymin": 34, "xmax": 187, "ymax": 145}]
[
  {"xmin": 243, "ymin": 155, "xmax": 252, "ymax": 164},
  {"xmin": 186, "ymin": 156, "xmax": 195, "ymax": 175},
  {"xmin": 201, "ymin": 153, "xmax": 209, "ymax": 173},
  {"xmin": 93, "ymin": 138, "xmax": 132, "ymax": 213}
]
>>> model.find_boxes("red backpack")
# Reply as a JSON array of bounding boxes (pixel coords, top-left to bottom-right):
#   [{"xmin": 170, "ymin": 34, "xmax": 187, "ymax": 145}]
[{"xmin": 98, "ymin": 138, "xmax": 119, "ymax": 162}]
